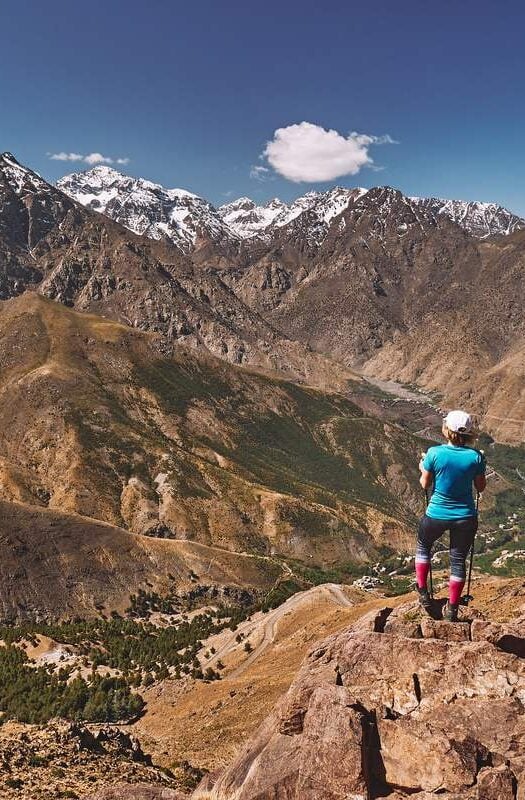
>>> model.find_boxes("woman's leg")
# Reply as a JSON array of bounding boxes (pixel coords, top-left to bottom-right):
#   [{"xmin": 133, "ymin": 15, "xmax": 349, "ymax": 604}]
[
  {"xmin": 449, "ymin": 517, "xmax": 478, "ymax": 605},
  {"xmin": 416, "ymin": 516, "xmax": 447, "ymax": 589}
]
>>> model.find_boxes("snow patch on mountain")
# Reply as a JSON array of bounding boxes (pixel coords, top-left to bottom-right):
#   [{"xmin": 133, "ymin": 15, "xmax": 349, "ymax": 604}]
[
  {"xmin": 0, "ymin": 152, "xmax": 49, "ymax": 195},
  {"xmin": 410, "ymin": 196, "xmax": 525, "ymax": 238},
  {"xmin": 219, "ymin": 186, "xmax": 368, "ymax": 242},
  {"xmin": 57, "ymin": 166, "xmax": 238, "ymax": 253}
]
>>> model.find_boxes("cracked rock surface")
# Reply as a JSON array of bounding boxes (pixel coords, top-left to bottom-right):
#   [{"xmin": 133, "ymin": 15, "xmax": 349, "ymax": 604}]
[{"xmin": 192, "ymin": 601, "xmax": 525, "ymax": 800}]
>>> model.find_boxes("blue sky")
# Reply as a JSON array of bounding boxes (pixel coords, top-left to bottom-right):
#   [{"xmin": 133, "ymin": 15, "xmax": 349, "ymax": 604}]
[{"xmin": 1, "ymin": 0, "xmax": 524, "ymax": 214}]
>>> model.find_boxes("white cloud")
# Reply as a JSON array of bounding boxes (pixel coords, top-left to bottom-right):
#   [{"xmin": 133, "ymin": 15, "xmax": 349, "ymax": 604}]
[
  {"xmin": 262, "ymin": 122, "xmax": 396, "ymax": 183},
  {"xmin": 83, "ymin": 152, "xmax": 113, "ymax": 165},
  {"xmin": 249, "ymin": 164, "xmax": 270, "ymax": 181},
  {"xmin": 48, "ymin": 152, "xmax": 85, "ymax": 161},
  {"xmin": 47, "ymin": 152, "xmax": 129, "ymax": 166}
]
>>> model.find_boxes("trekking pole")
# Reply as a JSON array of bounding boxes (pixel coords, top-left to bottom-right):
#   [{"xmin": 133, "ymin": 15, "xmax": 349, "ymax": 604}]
[
  {"xmin": 424, "ymin": 487, "xmax": 434, "ymax": 599},
  {"xmin": 463, "ymin": 491, "xmax": 480, "ymax": 606},
  {"xmin": 419, "ymin": 450, "xmax": 434, "ymax": 599},
  {"xmin": 420, "ymin": 451, "xmax": 434, "ymax": 599}
]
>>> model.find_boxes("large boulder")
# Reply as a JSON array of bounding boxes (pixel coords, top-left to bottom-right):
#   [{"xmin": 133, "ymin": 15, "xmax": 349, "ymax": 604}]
[
  {"xmin": 193, "ymin": 602, "xmax": 525, "ymax": 800},
  {"xmin": 196, "ymin": 684, "xmax": 368, "ymax": 800}
]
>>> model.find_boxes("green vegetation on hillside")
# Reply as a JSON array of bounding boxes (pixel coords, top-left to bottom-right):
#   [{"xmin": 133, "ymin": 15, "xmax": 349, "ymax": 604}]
[
  {"xmin": 134, "ymin": 357, "xmax": 421, "ymax": 520},
  {"xmin": 0, "ymin": 583, "xmax": 310, "ymax": 725},
  {"xmin": 472, "ymin": 437, "xmax": 525, "ymax": 575},
  {"xmin": 478, "ymin": 435, "xmax": 525, "ymax": 484},
  {"xmin": 0, "ymin": 611, "xmax": 225, "ymax": 679},
  {"xmin": 0, "ymin": 646, "xmax": 143, "ymax": 725}
]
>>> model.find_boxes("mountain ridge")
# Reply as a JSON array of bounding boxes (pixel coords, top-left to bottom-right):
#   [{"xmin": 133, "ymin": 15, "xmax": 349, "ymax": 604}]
[
  {"xmin": 57, "ymin": 164, "xmax": 239, "ymax": 254},
  {"xmin": 0, "ymin": 151, "xmax": 353, "ymax": 388},
  {"xmin": 4, "ymin": 153, "xmax": 525, "ymax": 443},
  {"xmin": 56, "ymin": 162, "xmax": 525, "ymax": 250}
]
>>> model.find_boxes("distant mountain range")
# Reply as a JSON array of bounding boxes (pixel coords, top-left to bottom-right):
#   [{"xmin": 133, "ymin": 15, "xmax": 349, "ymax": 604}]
[
  {"xmin": 1, "ymin": 151, "xmax": 347, "ymax": 387},
  {"xmin": 3, "ymin": 151, "xmax": 525, "ymax": 444},
  {"xmin": 57, "ymin": 165, "xmax": 525, "ymax": 253}
]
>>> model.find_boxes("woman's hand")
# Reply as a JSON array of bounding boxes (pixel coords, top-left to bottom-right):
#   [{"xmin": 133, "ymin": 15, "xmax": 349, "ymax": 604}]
[{"xmin": 419, "ymin": 453, "xmax": 433, "ymax": 489}]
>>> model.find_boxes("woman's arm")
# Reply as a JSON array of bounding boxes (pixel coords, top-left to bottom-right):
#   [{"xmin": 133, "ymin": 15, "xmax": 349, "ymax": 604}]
[
  {"xmin": 419, "ymin": 454, "xmax": 433, "ymax": 490},
  {"xmin": 474, "ymin": 474, "xmax": 486, "ymax": 493},
  {"xmin": 420, "ymin": 468, "xmax": 433, "ymax": 490}
]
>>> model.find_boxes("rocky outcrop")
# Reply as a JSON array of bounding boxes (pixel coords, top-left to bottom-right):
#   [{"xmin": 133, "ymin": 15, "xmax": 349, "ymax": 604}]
[
  {"xmin": 83, "ymin": 786, "xmax": 186, "ymax": 800},
  {"xmin": 0, "ymin": 720, "xmax": 177, "ymax": 800},
  {"xmin": 194, "ymin": 601, "xmax": 525, "ymax": 799}
]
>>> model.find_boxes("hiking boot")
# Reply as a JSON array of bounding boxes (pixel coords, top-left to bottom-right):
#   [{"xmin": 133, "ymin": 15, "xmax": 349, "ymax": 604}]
[
  {"xmin": 443, "ymin": 601, "xmax": 459, "ymax": 622},
  {"xmin": 417, "ymin": 586, "xmax": 433, "ymax": 612}
]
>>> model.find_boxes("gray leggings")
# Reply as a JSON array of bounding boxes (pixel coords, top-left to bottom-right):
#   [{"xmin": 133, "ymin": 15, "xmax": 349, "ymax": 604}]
[{"xmin": 416, "ymin": 515, "xmax": 478, "ymax": 581}]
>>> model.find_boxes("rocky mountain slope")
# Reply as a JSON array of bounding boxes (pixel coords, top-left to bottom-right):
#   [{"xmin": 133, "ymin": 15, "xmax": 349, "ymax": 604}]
[
  {"xmin": 194, "ymin": 592, "xmax": 525, "ymax": 800},
  {"xmin": 0, "ymin": 152, "xmax": 352, "ymax": 386},
  {"xmin": 58, "ymin": 165, "xmax": 524, "ymax": 251},
  {"xmin": 360, "ymin": 226, "xmax": 525, "ymax": 442},
  {"xmin": 411, "ymin": 195, "xmax": 525, "ymax": 238},
  {"xmin": 0, "ymin": 293, "xmax": 423, "ymax": 618},
  {"xmin": 0, "ymin": 720, "xmax": 181, "ymax": 800},
  {"xmin": 0, "ymin": 499, "xmax": 281, "ymax": 621},
  {"xmin": 224, "ymin": 185, "xmax": 483, "ymax": 358},
  {"xmin": 6, "ymin": 153, "xmax": 525, "ymax": 442},
  {"xmin": 217, "ymin": 187, "xmax": 525, "ymax": 442},
  {"xmin": 218, "ymin": 187, "xmax": 368, "ymax": 244}
]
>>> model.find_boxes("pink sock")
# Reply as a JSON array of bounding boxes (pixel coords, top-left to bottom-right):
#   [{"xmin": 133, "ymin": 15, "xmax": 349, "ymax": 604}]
[
  {"xmin": 415, "ymin": 561, "xmax": 430, "ymax": 589},
  {"xmin": 449, "ymin": 579, "xmax": 465, "ymax": 605}
]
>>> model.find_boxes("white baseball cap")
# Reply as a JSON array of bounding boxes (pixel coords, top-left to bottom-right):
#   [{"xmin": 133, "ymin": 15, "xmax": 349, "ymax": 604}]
[{"xmin": 444, "ymin": 409, "xmax": 473, "ymax": 434}]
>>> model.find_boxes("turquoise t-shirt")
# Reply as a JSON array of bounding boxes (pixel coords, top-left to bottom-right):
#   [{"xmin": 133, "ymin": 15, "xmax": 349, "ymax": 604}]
[{"xmin": 423, "ymin": 444, "xmax": 486, "ymax": 520}]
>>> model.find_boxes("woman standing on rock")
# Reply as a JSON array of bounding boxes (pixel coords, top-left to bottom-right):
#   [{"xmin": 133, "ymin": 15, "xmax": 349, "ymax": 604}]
[{"xmin": 416, "ymin": 410, "xmax": 486, "ymax": 621}]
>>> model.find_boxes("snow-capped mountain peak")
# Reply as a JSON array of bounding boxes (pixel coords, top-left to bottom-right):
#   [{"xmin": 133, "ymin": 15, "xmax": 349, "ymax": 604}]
[
  {"xmin": 57, "ymin": 166, "xmax": 236, "ymax": 253},
  {"xmin": 218, "ymin": 196, "xmax": 288, "ymax": 238},
  {"xmin": 218, "ymin": 186, "xmax": 369, "ymax": 244},
  {"xmin": 0, "ymin": 151, "xmax": 49, "ymax": 195},
  {"xmin": 409, "ymin": 196, "xmax": 525, "ymax": 238},
  {"xmin": 264, "ymin": 197, "xmax": 286, "ymax": 209},
  {"xmin": 55, "ymin": 162, "xmax": 525, "ymax": 252}
]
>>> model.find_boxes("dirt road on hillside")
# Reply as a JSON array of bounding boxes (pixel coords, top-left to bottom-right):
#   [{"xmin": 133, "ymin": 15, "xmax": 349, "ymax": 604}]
[{"xmin": 206, "ymin": 583, "xmax": 354, "ymax": 679}]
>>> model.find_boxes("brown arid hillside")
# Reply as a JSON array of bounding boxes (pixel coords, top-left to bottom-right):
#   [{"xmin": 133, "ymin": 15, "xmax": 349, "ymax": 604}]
[
  {"xmin": 220, "ymin": 187, "xmax": 483, "ymax": 363},
  {"xmin": 0, "ymin": 500, "xmax": 282, "ymax": 621},
  {"xmin": 359, "ymin": 229, "xmax": 525, "ymax": 443},
  {"xmin": 0, "ymin": 293, "xmax": 425, "ymax": 618},
  {"xmin": 4, "ymin": 153, "xmax": 525, "ymax": 441},
  {"xmin": 216, "ymin": 190, "xmax": 525, "ymax": 442},
  {"xmin": 0, "ymin": 152, "xmax": 353, "ymax": 389}
]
